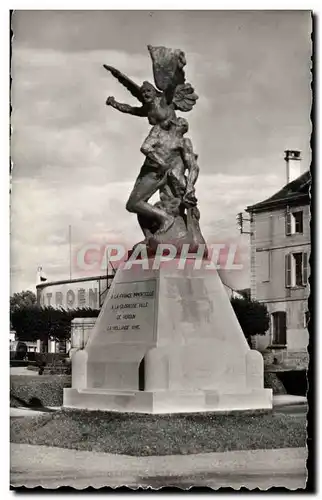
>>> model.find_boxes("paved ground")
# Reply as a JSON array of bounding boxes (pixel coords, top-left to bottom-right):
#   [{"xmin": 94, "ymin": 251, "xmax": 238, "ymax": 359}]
[
  {"xmin": 10, "ymin": 367, "xmax": 39, "ymax": 377},
  {"xmin": 10, "ymin": 407, "xmax": 59, "ymax": 418},
  {"xmin": 10, "ymin": 443, "xmax": 307, "ymax": 490},
  {"xmin": 273, "ymin": 395, "xmax": 307, "ymax": 406}
]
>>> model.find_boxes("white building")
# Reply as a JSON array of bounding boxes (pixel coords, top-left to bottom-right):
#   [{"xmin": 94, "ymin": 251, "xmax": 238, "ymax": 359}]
[{"xmin": 246, "ymin": 151, "xmax": 310, "ymax": 370}]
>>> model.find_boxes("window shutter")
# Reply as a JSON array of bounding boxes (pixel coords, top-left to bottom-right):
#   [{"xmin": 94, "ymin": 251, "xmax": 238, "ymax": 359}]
[
  {"xmin": 302, "ymin": 252, "xmax": 308, "ymax": 285},
  {"xmin": 279, "ymin": 311, "xmax": 287, "ymax": 345},
  {"xmin": 285, "ymin": 209, "xmax": 292, "ymax": 236},
  {"xmin": 285, "ymin": 254, "xmax": 292, "ymax": 287}
]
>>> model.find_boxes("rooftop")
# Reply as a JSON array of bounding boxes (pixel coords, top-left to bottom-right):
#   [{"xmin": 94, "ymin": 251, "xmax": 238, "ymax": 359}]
[{"xmin": 247, "ymin": 171, "xmax": 311, "ymax": 213}]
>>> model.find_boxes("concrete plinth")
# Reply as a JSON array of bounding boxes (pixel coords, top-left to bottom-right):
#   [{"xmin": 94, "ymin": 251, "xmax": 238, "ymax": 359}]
[
  {"xmin": 64, "ymin": 387, "xmax": 272, "ymax": 413},
  {"xmin": 64, "ymin": 259, "xmax": 272, "ymax": 413}
]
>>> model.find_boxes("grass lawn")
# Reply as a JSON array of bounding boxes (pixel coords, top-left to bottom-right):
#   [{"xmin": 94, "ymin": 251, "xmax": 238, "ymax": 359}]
[
  {"xmin": 10, "ymin": 375, "xmax": 71, "ymax": 408},
  {"xmin": 10, "ymin": 408, "xmax": 306, "ymax": 456}
]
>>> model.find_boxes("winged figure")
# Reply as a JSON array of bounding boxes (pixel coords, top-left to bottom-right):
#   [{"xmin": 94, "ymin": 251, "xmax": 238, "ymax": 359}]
[{"xmin": 104, "ymin": 45, "xmax": 198, "ymax": 128}]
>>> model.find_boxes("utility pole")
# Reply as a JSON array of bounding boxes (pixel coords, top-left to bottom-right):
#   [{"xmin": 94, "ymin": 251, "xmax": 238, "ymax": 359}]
[
  {"xmin": 236, "ymin": 212, "xmax": 253, "ymax": 235},
  {"xmin": 69, "ymin": 225, "xmax": 72, "ymax": 280}
]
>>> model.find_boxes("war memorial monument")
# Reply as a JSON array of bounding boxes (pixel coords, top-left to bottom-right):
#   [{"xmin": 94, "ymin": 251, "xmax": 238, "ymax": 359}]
[{"xmin": 63, "ymin": 45, "xmax": 272, "ymax": 414}]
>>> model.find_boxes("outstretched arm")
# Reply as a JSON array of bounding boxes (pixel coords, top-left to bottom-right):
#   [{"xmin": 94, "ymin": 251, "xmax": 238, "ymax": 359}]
[{"xmin": 106, "ymin": 96, "xmax": 147, "ymax": 117}]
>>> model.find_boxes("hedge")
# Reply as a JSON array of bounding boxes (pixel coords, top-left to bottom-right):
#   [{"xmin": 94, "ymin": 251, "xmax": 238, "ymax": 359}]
[
  {"xmin": 32, "ymin": 352, "xmax": 68, "ymax": 365},
  {"xmin": 11, "ymin": 353, "xmax": 69, "ymax": 367},
  {"xmin": 10, "ymin": 360, "xmax": 33, "ymax": 368},
  {"xmin": 11, "ymin": 306, "xmax": 100, "ymax": 343}
]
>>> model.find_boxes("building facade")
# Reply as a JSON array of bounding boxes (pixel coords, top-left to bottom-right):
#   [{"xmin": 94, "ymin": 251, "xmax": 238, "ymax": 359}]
[{"xmin": 246, "ymin": 153, "xmax": 310, "ymax": 370}]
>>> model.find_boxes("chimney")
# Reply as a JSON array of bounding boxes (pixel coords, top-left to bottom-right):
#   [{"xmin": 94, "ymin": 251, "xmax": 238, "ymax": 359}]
[{"xmin": 284, "ymin": 150, "xmax": 301, "ymax": 184}]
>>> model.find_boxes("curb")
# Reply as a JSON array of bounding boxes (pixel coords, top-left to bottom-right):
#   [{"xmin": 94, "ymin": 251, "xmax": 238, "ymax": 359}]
[
  {"xmin": 10, "ymin": 406, "xmax": 60, "ymax": 418},
  {"xmin": 273, "ymin": 396, "xmax": 307, "ymax": 408}
]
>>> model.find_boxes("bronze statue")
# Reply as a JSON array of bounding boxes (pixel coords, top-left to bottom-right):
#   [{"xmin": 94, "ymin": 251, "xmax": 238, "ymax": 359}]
[
  {"xmin": 131, "ymin": 117, "xmax": 199, "ymax": 239},
  {"xmin": 104, "ymin": 45, "xmax": 198, "ymax": 128},
  {"xmin": 104, "ymin": 45, "xmax": 206, "ymax": 255}
]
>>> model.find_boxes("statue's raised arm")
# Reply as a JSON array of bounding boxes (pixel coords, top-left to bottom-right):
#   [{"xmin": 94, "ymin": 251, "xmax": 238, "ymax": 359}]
[
  {"xmin": 104, "ymin": 46, "xmax": 198, "ymax": 127},
  {"xmin": 103, "ymin": 64, "xmax": 148, "ymax": 117}
]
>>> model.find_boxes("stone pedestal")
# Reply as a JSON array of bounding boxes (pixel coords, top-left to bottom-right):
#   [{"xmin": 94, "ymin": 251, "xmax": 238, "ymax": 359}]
[{"xmin": 64, "ymin": 259, "xmax": 272, "ymax": 413}]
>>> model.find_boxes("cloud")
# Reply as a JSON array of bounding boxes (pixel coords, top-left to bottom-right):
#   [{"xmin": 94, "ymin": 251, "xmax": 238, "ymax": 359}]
[
  {"xmin": 10, "ymin": 11, "xmax": 311, "ymax": 293},
  {"xmin": 10, "ymin": 170, "xmax": 283, "ymax": 293},
  {"xmin": 11, "ymin": 47, "xmax": 152, "ymax": 185}
]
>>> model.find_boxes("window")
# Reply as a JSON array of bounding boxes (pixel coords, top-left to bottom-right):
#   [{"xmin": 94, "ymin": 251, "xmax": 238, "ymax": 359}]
[
  {"xmin": 293, "ymin": 253, "xmax": 303, "ymax": 286},
  {"xmin": 285, "ymin": 252, "xmax": 308, "ymax": 287},
  {"xmin": 293, "ymin": 212, "xmax": 304, "ymax": 233},
  {"xmin": 272, "ymin": 311, "xmax": 287, "ymax": 345},
  {"xmin": 285, "ymin": 210, "xmax": 304, "ymax": 235},
  {"xmin": 257, "ymin": 250, "xmax": 270, "ymax": 282}
]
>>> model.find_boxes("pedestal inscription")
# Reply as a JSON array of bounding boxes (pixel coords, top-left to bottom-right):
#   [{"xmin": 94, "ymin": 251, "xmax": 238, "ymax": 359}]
[{"xmin": 104, "ymin": 279, "xmax": 157, "ymax": 339}]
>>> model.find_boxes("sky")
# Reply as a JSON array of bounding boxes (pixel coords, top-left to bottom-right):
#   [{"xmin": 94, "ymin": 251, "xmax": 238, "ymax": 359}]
[{"xmin": 10, "ymin": 10, "xmax": 312, "ymax": 293}]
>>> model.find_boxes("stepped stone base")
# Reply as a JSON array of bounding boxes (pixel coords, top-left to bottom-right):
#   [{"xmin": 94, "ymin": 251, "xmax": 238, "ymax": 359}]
[
  {"xmin": 64, "ymin": 259, "xmax": 272, "ymax": 414},
  {"xmin": 64, "ymin": 387, "xmax": 272, "ymax": 414}
]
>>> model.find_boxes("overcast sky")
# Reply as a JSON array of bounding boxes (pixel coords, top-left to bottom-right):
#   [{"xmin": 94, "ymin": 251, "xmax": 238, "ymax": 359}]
[{"xmin": 10, "ymin": 10, "xmax": 312, "ymax": 293}]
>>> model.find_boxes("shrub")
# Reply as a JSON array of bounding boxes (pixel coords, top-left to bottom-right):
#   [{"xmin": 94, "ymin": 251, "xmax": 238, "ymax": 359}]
[
  {"xmin": 10, "ymin": 341, "xmax": 28, "ymax": 360},
  {"xmin": 231, "ymin": 297, "xmax": 270, "ymax": 346},
  {"xmin": 26, "ymin": 352, "xmax": 36, "ymax": 362},
  {"xmin": 10, "ymin": 360, "xmax": 31, "ymax": 368},
  {"xmin": 264, "ymin": 372, "xmax": 287, "ymax": 395},
  {"xmin": 34, "ymin": 352, "xmax": 68, "ymax": 365}
]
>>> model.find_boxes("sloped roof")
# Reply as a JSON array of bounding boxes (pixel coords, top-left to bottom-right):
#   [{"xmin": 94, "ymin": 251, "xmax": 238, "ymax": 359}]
[{"xmin": 247, "ymin": 171, "xmax": 311, "ymax": 213}]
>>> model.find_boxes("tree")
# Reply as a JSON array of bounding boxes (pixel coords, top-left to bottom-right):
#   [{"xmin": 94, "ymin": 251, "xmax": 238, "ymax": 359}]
[
  {"xmin": 10, "ymin": 290, "xmax": 37, "ymax": 312},
  {"xmin": 10, "ymin": 306, "xmax": 100, "ymax": 343},
  {"xmin": 231, "ymin": 296, "xmax": 269, "ymax": 347}
]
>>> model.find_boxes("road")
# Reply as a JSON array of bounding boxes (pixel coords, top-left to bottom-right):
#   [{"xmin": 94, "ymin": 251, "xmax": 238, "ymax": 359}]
[
  {"xmin": 10, "ymin": 367, "xmax": 39, "ymax": 377},
  {"xmin": 10, "ymin": 444, "xmax": 307, "ymax": 490}
]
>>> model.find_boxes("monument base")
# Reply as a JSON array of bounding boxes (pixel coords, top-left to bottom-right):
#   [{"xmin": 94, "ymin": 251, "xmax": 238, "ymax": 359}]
[
  {"xmin": 63, "ymin": 258, "xmax": 273, "ymax": 414},
  {"xmin": 64, "ymin": 387, "xmax": 272, "ymax": 414}
]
